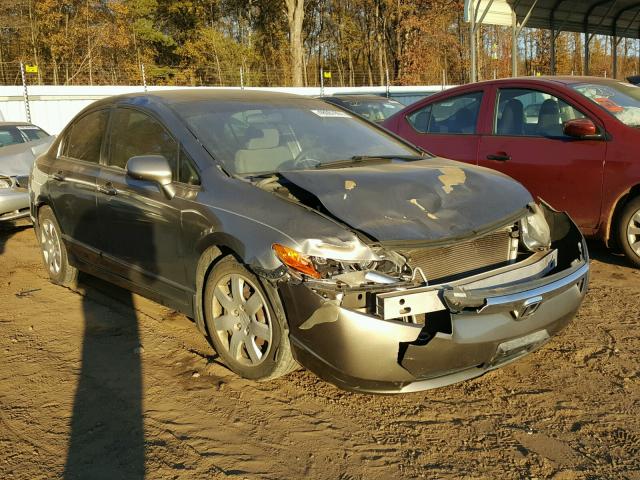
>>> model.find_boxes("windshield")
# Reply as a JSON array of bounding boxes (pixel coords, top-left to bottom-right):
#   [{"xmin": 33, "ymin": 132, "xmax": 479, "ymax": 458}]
[
  {"xmin": 571, "ymin": 81, "xmax": 640, "ymax": 127},
  {"xmin": 339, "ymin": 98, "xmax": 405, "ymax": 122},
  {"xmin": 173, "ymin": 98, "xmax": 419, "ymax": 175}
]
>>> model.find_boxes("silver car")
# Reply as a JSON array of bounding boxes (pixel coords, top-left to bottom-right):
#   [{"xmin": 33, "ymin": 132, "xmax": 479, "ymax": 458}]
[{"xmin": 1, "ymin": 122, "xmax": 53, "ymax": 222}]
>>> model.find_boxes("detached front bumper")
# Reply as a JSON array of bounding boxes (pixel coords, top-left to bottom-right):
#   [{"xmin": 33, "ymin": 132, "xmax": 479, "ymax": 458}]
[
  {"xmin": 280, "ymin": 208, "xmax": 589, "ymax": 394},
  {"xmin": 0, "ymin": 186, "xmax": 30, "ymax": 222}
]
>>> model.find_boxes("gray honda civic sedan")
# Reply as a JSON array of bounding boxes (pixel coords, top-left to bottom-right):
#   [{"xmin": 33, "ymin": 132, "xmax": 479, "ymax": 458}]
[{"xmin": 30, "ymin": 90, "xmax": 589, "ymax": 393}]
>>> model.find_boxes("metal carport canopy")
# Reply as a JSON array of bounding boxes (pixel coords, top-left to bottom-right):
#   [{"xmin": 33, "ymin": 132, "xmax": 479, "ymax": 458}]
[
  {"xmin": 509, "ymin": 0, "xmax": 640, "ymax": 38},
  {"xmin": 465, "ymin": 0, "xmax": 640, "ymax": 80}
]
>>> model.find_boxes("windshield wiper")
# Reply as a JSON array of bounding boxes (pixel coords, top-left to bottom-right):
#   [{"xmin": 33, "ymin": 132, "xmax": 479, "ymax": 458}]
[{"xmin": 315, "ymin": 154, "xmax": 424, "ymax": 170}]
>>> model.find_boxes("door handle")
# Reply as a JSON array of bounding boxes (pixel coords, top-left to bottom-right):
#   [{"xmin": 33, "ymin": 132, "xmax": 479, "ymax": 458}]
[
  {"xmin": 97, "ymin": 182, "xmax": 117, "ymax": 196},
  {"xmin": 486, "ymin": 153, "xmax": 511, "ymax": 161},
  {"xmin": 52, "ymin": 170, "xmax": 65, "ymax": 181}
]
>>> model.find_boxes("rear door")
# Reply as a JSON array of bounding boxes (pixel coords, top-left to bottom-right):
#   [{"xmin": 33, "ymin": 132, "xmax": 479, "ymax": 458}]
[
  {"xmin": 48, "ymin": 109, "xmax": 109, "ymax": 264},
  {"xmin": 393, "ymin": 89, "xmax": 486, "ymax": 164},
  {"xmin": 477, "ymin": 86, "xmax": 606, "ymax": 230},
  {"xmin": 97, "ymin": 106, "xmax": 194, "ymax": 309}
]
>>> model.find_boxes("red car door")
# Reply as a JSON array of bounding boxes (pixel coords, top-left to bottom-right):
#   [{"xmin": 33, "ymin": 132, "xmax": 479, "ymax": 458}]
[
  {"xmin": 477, "ymin": 85, "xmax": 607, "ymax": 231},
  {"xmin": 391, "ymin": 88, "xmax": 488, "ymax": 164}
]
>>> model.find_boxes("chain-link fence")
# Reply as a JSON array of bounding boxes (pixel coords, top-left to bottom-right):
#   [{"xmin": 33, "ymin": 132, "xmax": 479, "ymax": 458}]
[{"xmin": 0, "ymin": 60, "xmax": 477, "ymax": 88}]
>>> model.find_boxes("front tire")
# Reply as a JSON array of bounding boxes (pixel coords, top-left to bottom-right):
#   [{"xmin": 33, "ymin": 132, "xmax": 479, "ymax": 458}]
[
  {"xmin": 203, "ymin": 256, "xmax": 297, "ymax": 380},
  {"xmin": 617, "ymin": 196, "xmax": 640, "ymax": 268},
  {"xmin": 37, "ymin": 206, "xmax": 78, "ymax": 287}
]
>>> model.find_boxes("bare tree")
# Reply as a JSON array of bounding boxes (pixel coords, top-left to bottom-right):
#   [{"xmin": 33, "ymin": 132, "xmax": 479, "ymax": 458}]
[{"xmin": 285, "ymin": 0, "xmax": 304, "ymax": 86}]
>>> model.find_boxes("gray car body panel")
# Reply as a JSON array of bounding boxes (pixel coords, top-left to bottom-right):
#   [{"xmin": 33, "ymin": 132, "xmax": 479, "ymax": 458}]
[
  {"xmin": 29, "ymin": 90, "xmax": 589, "ymax": 393},
  {"xmin": 1, "ymin": 131, "xmax": 53, "ymax": 220}
]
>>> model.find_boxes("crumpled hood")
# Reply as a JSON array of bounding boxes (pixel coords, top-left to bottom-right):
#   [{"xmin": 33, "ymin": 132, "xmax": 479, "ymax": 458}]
[
  {"xmin": 0, "ymin": 137, "xmax": 53, "ymax": 176},
  {"xmin": 280, "ymin": 158, "xmax": 533, "ymax": 243}
]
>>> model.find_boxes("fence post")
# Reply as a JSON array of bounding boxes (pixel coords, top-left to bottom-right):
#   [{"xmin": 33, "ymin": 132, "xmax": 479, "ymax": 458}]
[
  {"xmin": 19, "ymin": 62, "xmax": 31, "ymax": 123},
  {"xmin": 240, "ymin": 66, "xmax": 244, "ymax": 90},
  {"xmin": 320, "ymin": 66, "xmax": 324, "ymax": 96},
  {"xmin": 385, "ymin": 67, "xmax": 390, "ymax": 98},
  {"xmin": 141, "ymin": 63, "xmax": 148, "ymax": 91}
]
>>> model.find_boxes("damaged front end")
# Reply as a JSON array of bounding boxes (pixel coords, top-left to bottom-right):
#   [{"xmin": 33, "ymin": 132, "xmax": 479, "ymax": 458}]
[
  {"xmin": 273, "ymin": 203, "xmax": 589, "ymax": 393},
  {"xmin": 0, "ymin": 175, "xmax": 30, "ymax": 221}
]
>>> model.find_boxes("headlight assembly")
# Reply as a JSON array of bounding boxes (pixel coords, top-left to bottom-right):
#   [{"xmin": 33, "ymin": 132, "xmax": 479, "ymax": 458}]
[
  {"xmin": 272, "ymin": 243, "xmax": 404, "ymax": 283},
  {"xmin": 520, "ymin": 204, "xmax": 551, "ymax": 251},
  {"xmin": 0, "ymin": 176, "xmax": 13, "ymax": 189}
]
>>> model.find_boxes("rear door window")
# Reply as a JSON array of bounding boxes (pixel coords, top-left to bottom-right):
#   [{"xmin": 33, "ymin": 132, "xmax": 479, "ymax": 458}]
[
  {"xmin": 64, "ymin": 110, "xmax": 109, "ymax": 162},
  {"xmin": 407, "ymin": 92, "xmax": 483, "ymax": 134},
  {"xmin": 107, "ymin": 108, "xmax": 178, "ymax": 177}
]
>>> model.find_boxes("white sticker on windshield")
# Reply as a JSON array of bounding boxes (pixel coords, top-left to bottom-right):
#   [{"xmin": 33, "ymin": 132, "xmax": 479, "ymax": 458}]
[{"xmin": 310, "ymin": 109, "xmax": 352, "ymax": 118}]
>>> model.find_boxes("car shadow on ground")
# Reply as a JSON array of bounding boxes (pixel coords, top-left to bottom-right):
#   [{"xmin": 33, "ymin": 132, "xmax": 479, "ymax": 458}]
[
  {"xmin": 0, "ymin": 221, "xmax": 31, "ymax": 255},
  {"xmin": 586, "ymin": 239, "xmax": 633, "ymax": 268}
]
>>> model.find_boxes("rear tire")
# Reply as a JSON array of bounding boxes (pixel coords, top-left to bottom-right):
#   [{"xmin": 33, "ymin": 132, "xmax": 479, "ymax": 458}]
[
  {"xmin": 203, "ymin": 256, "xmax": 297, "ymax": 380},
  {"xmin": 617, "ymin": 196, "xmax": 640, "ymax": 268},
  {"xmin": 37, "ymin": 206, "xmax": 78, "ymax": 287}
]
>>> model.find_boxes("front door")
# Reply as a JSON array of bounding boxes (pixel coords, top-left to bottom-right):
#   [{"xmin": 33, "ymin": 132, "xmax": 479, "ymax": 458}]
[
  {"xmin": 97, "ymin": 107, "xmax": 188, "ymax": 308},
  {"xmin": 477, "ymin": 87, "xmax": 606, "ymax": 230}
]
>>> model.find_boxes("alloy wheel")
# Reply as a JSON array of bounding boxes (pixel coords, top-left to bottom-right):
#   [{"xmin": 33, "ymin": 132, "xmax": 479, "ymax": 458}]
[
  {"xmin": 210, "ymin": 273, "xmax": 273, "ymax": 366},
  {"xmin": 627, "ymin": 208, "xmax": 640, "ymax": 257},
  {"xmin": 41, "ymin": 219, "xmax": 62, "ymax": 275}
]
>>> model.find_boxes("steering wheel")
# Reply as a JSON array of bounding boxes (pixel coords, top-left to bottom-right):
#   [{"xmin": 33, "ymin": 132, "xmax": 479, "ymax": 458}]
[{"xmin": 284, "ymin": 147, "xmax": 326, "ymax": 170}]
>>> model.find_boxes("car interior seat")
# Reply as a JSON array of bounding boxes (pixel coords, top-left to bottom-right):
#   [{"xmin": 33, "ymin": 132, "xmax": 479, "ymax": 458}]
[
  {"xmin": 537, "ymin": 99, "xmax": 563, "ymax": 136},
  {"xmin": 449, "ymin": 106, "xmax": 476, "ymax": 133},
  {"xmin": 234, "ymin": 127, "xmax": 292, "ymax": 174},
  {"xmin": 497, "ymin": 99, "xmax": 525, "ymax": 135}
]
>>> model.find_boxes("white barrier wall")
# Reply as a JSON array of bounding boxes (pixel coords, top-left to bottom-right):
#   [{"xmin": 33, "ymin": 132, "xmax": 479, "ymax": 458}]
[{"xmin": 0, "ymin": 84, "xmax": 447, "ymax": 134}]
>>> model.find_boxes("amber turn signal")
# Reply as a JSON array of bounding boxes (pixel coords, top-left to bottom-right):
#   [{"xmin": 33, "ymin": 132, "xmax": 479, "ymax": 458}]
[{"xmin": 272, "ymin": 244, "xmax": 321, "ymax": 279}]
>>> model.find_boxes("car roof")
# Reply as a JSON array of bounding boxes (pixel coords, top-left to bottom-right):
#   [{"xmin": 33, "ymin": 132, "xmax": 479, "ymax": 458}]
[
  {"xmin": 442, "ymin": 76, "xmax": 624, "ymax": 92},
  {"xmin": 92, "ymin": 88, "xmax": 312, "ymax": 110},
  {"xmin": 0, "ymin": 122, "xmax": 37, "ymax": 127},
  {"xmin": 322, "ymin": 94, "xmax": 399, "ymax": 102}
]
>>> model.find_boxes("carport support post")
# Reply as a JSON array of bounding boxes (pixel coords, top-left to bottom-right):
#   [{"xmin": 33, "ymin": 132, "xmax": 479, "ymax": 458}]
[
  {"xmin": 613, "ymin": 35, "xmax": 618, "ymax": 78},
  {"xmin": 470, "ymin": 0, "xmax": 477, "ymax": 83},
  {"xmin": 512, "ymin": 10, "xmax": 518, "ymax": 77},
  {"xmin": 584, "ymin": 32, "xmax": 590, "ymax": 75}
]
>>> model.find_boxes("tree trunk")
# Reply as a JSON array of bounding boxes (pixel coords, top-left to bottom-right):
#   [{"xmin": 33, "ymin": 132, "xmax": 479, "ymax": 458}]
[
  {"xmin": 285, "ymin": 0, "xmax": 304, "ymax": 87},
  {"xmin": 27, "ymin": 0, "xmax": 42, "ymax": 84},
  {"xmin": 375, "ymin": 1, "xmax": 385, "ymax": 86}
]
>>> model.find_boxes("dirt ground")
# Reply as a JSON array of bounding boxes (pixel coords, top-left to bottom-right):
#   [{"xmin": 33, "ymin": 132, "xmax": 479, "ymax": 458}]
[{"xmin": 0, "ymin": 223, "xmax": 638, "ymax": 480}]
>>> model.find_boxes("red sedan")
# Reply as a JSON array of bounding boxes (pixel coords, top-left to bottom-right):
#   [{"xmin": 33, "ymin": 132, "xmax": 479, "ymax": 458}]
[{"xmin": 382, "ymin": 77, "xmax": 640, "ymax": 267}]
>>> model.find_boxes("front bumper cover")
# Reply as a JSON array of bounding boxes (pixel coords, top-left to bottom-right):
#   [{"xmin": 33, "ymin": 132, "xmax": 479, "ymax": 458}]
[
  {"xmin": 0, "ymin": 186, "xmax": 29, "ymax": 221},
  {"xmin": 279, "ymin": 207, "xmax": 589, "ymax": 394}
]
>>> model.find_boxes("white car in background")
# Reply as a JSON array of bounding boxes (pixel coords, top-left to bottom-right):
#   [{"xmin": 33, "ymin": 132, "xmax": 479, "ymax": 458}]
[{"xmin": 0, "ymin": 122, "xmax": 53, "ymax": 222}]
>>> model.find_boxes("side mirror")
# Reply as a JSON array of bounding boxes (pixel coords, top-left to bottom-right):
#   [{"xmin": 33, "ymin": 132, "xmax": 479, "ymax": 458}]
[
  {"xmin": 563, "ymin": 118, "xmax": 601, "ymax": 139},
  {"xmin": 126, "ymin": 155, "xmax": 175, "ymax": 199}
]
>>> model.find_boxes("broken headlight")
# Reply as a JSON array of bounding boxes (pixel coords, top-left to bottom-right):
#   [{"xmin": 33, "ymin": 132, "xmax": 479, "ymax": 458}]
[
  {"xmin": 272, "ymin": 243, "xmax": 403, "ymax": 282},
  {"xmin": 520, "ymin": 203, "xmax": 551, "ymax": 251}
]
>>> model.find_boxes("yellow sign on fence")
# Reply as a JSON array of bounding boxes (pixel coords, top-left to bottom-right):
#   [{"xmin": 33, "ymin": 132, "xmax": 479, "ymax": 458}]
[
  {"xmin": 25, "ymin": 64, "xmax": 38, "ymax": 73},
  {"xmin": 323, "ymin": 71, "xmax": 332, "ymax": 79}
]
